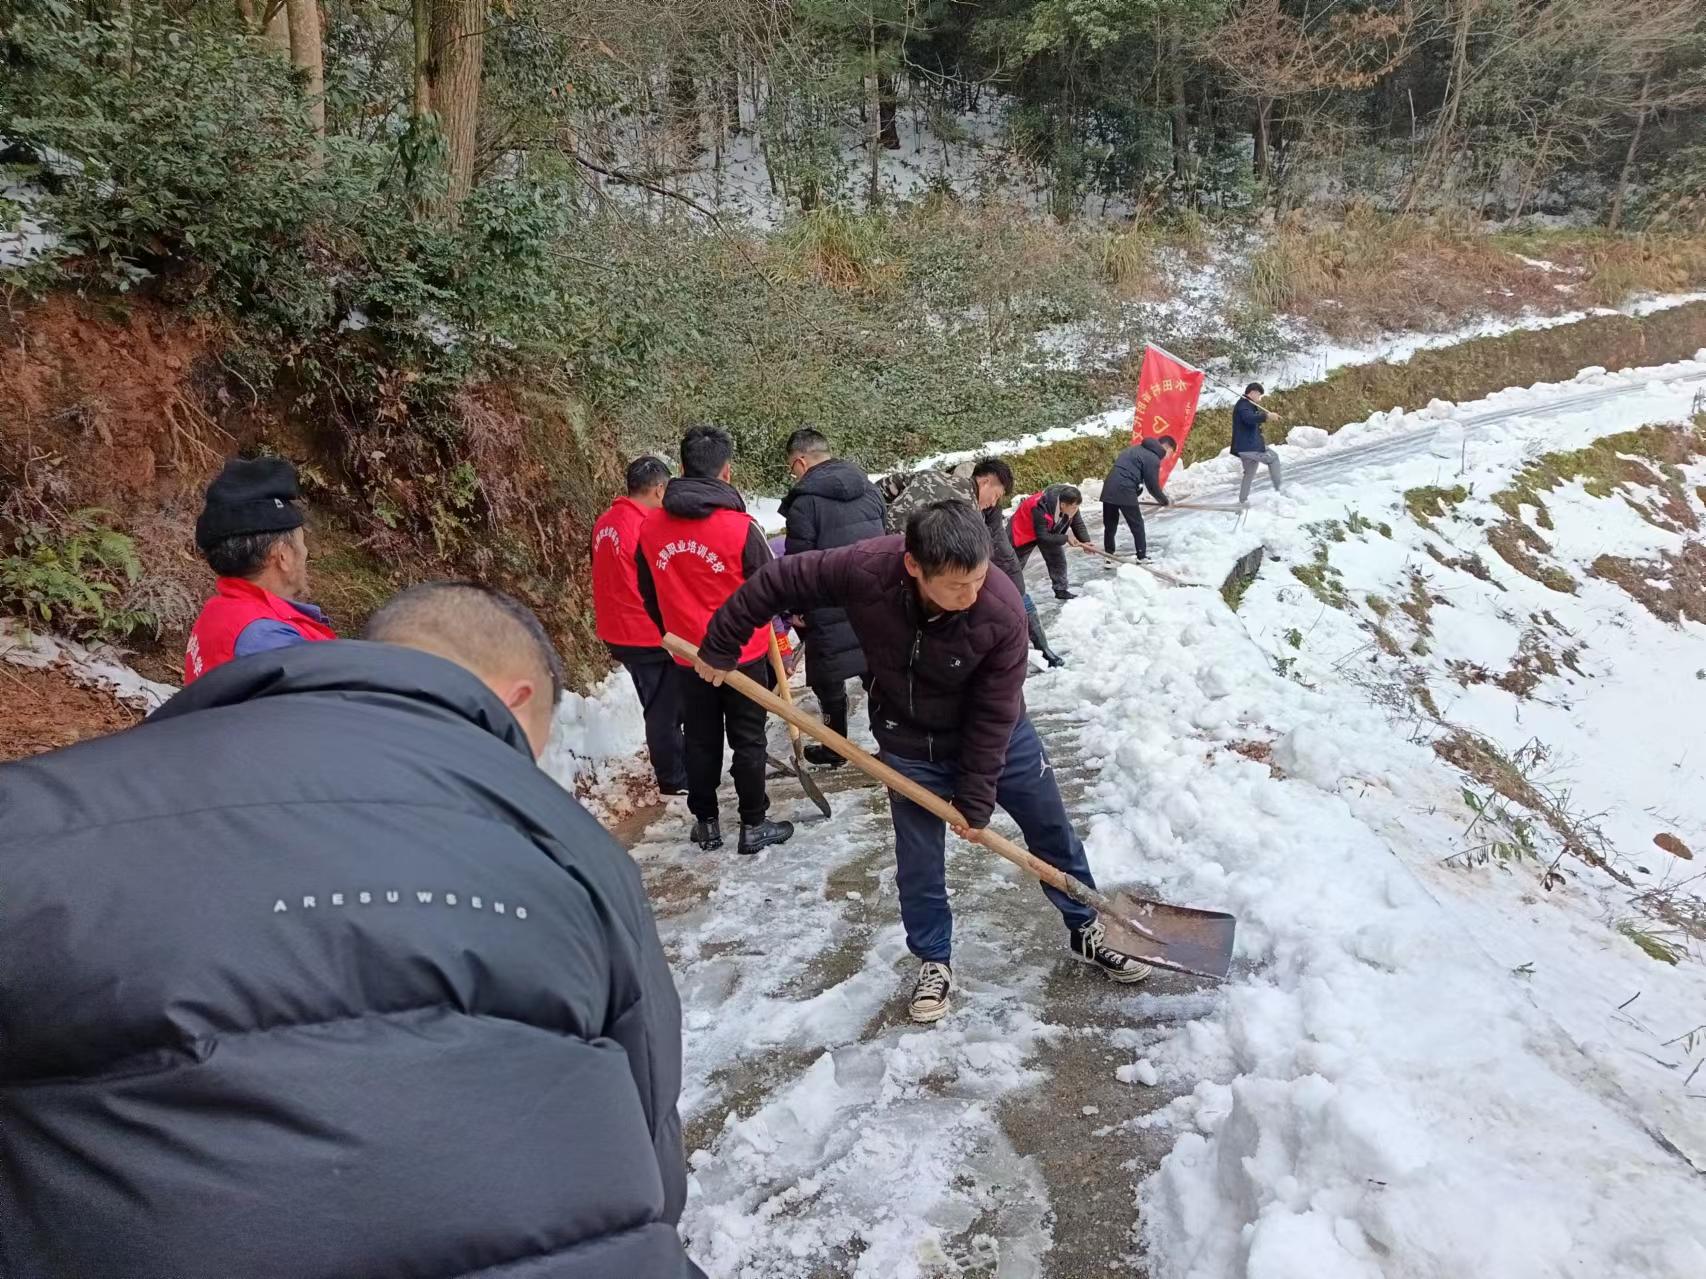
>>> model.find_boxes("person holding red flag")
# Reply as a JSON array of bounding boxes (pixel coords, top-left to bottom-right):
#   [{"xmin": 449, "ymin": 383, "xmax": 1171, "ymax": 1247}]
[
  {"xmin": 635, "ymin": 425, "xmax": 794, "ymax": 857},
  {"xmin": 1100, "ymin": 436, "xmax": 1176, "ymax": 560},
  {"xmin": 1007, "ymin": 483, "xmax": 1092, "ymax": 601},
  {"xmin": 592, "ymin": 455, "xmax": 687, "ymax": 796},
  {"xmin": 184, "ymin": 456, "xmax": 337, "ymax": 684},
  {"xmin": 1233, "ymin": 381, "xmax": 1285, "ymax": 505}
]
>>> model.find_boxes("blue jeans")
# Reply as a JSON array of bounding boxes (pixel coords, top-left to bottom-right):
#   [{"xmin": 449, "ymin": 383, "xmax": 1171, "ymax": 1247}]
[{"xmin": 881, "ymin": 716, "xmax": 1096, "ymax": 962}]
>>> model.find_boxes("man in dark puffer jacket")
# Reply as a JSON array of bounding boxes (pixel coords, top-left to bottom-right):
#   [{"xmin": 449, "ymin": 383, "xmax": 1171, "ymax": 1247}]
[
  {"xmin": 780, "ymin": 427, "xmax": 887, "ymax": 766},
  {"xmin": 0, "ymin": 583, "xmax": 701, "ymax": 1279}
]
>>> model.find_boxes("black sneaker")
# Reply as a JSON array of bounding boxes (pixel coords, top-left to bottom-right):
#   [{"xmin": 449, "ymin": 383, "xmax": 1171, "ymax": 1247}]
[
  {"xmin": 1070, "ymin": 916, "xmax": 1154, "ymax": 984},
  {"xmin": 803, "ymin": 744, "xmax": 845, "ymax": 769},
  {"xmin": 659, "ymin": 785, "xmax": 687, "ymax": 797},
  {"xmin": 690, "ymin": 819, "xmax": 722, "ymax": 851},
  {"xmin": 738, "ymin": 819, "xmax": 794, "ymax": 855},
  {"xmin": 1054, "ymin": 589, "xmax": 1077, "ymax": 601},
  {"xmin": 1043, "ymin": 649, "xmax": 1067, "ymax": 668}
]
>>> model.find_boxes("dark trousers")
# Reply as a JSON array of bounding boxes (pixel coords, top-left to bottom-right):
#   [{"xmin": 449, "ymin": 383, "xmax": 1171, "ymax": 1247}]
[
  {"xmin": 1103, "ymin": 502, "xmax": 1147, "ymax": 558},
  {"xmin": 619, "ymin": 656, "xmax": 687, "ymax": 792},
  {"xmin": 1016, "ymin": 540, "xmax": 1071, "ymax": 596},
  {"xmin": 812, "ymin": 677, "xmax": 849, "ymax": 736},
  {"xmin": 881, "ymin": 716, "xmax": 1096, "ymax": 962},
  {"xmin": 1021, "ymin": 593, "xmax": 1052, "ymax": 654},
  {"xmin": 677, "ymin": 657, "xmax": 772, "ymax": 826}
]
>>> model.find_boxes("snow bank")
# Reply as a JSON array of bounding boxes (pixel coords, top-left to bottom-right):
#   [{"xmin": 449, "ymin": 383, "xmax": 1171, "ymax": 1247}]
[{"xmin": 539, "ymin": 667, "xmax": 652, "ymax": 818}]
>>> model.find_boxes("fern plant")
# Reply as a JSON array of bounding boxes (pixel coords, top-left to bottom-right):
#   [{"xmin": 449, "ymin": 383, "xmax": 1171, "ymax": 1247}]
[{"xmin": 0, "ymin": 509, "xmax": 156, "ymax": 642}]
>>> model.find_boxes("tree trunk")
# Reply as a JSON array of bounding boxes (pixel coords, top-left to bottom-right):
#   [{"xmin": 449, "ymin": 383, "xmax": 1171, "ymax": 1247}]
[
  {"xmin": 1254, "ymin": 97, "xmax": 1272, "ymax": 179},
  {"xmin": 1168, "ymin": 40, "xmax": 1189, "ymax": 186},
  {"xmin": 262, "ymin": 0, "xmax": 291, "ymax": 56},
  {"xmin": 1608, "ymin": 69, "xmax": 1652, "ymax": 233},
  {"xmin": 722, "ymin": 72, "xmax": 741, "ymax": 134},
  {"xmin": 412, "ymin": 0, "xmax": 433, "ymax": 119},
  {"xmin": 284, "ymin": 0, "xmax": 326, "ymax": 141},
  {"xmin": 878, "ymin": 73, "xmax": 900, "ymax": 149},
  {"xmin": 668, "ymin": 58, "xmax": 698, "ymax": 156},
  {"xmin": 419, "ymin": 0, "xmax": 485, "ymax": 215},
  {"xmin": 1405, "ymin": 0, "xmax": 1476, "ymax": 215},
  {"xmin": 866, "ymin": 22, "xmax": 881, "ymax": 209}
]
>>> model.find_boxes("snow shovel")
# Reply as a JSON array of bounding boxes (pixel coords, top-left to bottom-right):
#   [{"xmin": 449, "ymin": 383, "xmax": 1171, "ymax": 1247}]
[
  {"xmin": 1077, "ymin": 542, "xmax": 1198, "ymax": 589},
  {"xmin": 767, "ymin": 631, "xmax": 832, "ymax": 820},
  {"xmin": 664, "ymin": 635, "xmax": 1236, "ymax": 981}
]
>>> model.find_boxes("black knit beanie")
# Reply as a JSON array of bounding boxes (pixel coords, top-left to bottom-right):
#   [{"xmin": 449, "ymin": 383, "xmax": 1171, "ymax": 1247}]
[{"xmin": 194, "ymin": 456, "xmax": 306, "ymax": 551}]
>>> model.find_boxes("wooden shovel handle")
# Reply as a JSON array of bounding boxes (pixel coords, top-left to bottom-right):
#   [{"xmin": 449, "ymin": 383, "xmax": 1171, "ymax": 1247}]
[
  {"xmin": 766, "ymin": 631, "xmax": 801, "ymax": 744},
  {"xmin": 664, "ymin": 633, "xmax": 1136, "ymax": 931}
]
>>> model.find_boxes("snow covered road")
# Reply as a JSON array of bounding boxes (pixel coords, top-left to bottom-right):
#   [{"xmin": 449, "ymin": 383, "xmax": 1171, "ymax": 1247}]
[{"xmin": 614, "ymin": 354, "xmax": 1706, "ymax": 1277}]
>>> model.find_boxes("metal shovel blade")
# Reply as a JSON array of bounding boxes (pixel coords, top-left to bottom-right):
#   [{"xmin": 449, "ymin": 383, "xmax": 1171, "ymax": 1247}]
[
  {"xmin": 1098, "ymin": 890, "xmax": 1237, "ymax": 981},
  {"xmin": 791, "ymin": 741, "xmax": 833, "ymax": 820}
]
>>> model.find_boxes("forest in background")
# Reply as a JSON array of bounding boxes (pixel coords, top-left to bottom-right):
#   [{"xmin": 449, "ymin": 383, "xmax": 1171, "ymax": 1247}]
[{"xmin": 3, "ymin": 0, "xmax": 1706, "ymax": 674}]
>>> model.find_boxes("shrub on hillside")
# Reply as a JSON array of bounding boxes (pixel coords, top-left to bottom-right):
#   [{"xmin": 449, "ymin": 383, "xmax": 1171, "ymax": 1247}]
[{"xmin": 0, "ymin": 509, "xmax": 155, "ymax": 642}]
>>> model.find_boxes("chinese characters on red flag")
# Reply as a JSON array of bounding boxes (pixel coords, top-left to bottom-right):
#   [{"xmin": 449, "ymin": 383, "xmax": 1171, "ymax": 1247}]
[{"xmin": 1131, "ymin": 344, "xmax": 1204, "ymax": 484}]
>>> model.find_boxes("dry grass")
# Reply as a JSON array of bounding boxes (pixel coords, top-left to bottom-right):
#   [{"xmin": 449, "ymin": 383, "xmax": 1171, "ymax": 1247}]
[
  {"xmin": 1244, "ymin": 206, "xmax": 1577, "ymax": 339},
  {"xmin": 1434, "ymin": 729, "xmax": 1629, "ymax": 886},
  {"xmin": 1591, "ymin": 543, "xmax": 1706, "ymax": 626},
  {"xmin": 1487, "ymin": 520, "xmax": 1578, "ymax": 594}
]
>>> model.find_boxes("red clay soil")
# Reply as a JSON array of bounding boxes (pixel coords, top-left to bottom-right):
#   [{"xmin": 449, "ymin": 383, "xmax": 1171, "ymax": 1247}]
[
  {"xmin": 0, "ymin": 662, "xmax": 141, "ymax": 762},
  {"xmin": 0, "ymin": 292, "xmax": 241, "ymax": 506}
]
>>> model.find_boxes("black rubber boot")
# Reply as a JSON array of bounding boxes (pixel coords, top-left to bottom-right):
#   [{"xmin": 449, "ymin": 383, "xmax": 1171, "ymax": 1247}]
[
  {"xmin": 690, "ymin": 818, "xmax": 722, "ymax": 851},
  {"xmin": 1042, "ymin": 648, "xmax": 1067, "ymax": 668},
  {"xmin": 738, "ymin": 819, "xmax": 795, "ymax": 855}
]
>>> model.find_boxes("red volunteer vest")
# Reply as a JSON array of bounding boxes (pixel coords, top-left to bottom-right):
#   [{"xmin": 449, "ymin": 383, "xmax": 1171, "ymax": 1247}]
[
  {"xmin": 1009, "ymin": 492, "xmax": 1047, "ymax": 549},
  {"xmin": 184, "ymin": 578, "xmax": 338, "ymax": 684},
  {"xmin": 591, "ymin": 495, "xmax": 663, "ymax": 648},
  {"xmin": 636, "ymin": 507, "xmax": 770, "ymax": 666}
]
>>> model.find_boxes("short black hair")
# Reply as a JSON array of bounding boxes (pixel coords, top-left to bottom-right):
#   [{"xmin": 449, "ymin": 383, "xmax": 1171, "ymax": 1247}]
[
  {"xmin": 1156, "ymin": 435, "xmax": 1178, "ymax": 452},
  {"xmin": 1245, "ymin": 382, "xmax": 1264, "ymax": 395},
  {"xmin": 970, "ymin": 457, "xmax": 1013, "ymax": 495},
  {"xmin": 904, "ymin": 500, "xmax": 991, "ymax": 576},
  {"xmin": 626, "ymin": 455, "xmax": 669, "ymax": 495},
  {"xmin": 1057, "ymin": 485, "xmax": 1083, "ymax": 506},
  {"xmin": 203, "ymin": 528, "xmax": 292, "ymax": 579},
  {"xmin": 680, "ymin": 424, "xmax": 734, "ymax": 479},
  {"xmin": 362, "ymin": 581, "xmax": 566, "ymax": 706},
  {"xmin": 785, "ymin": 428, "xmax": 831, "ymax": 459}
]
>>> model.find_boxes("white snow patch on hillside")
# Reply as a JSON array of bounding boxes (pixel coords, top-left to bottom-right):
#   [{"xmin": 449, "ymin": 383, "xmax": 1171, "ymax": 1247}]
[
  {"xmin": 1, "ymin": 623, "xmax": 176, "ymax": 710},
  {"xmin": 1024, "ymin": 358, "xmax": 1706, "ymax": 1275}
]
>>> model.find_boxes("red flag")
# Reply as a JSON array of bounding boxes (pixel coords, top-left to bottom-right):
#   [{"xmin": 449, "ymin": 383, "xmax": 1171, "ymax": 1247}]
[{"xmin": 1131, "ymin": 344, "xmax": 1204, "ymax": 485}]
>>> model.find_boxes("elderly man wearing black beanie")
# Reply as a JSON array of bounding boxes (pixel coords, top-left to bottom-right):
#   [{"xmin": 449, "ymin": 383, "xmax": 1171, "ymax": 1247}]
[{"xmin": 184, "ymin": 455, "xmax": 337, "ymax": 683}]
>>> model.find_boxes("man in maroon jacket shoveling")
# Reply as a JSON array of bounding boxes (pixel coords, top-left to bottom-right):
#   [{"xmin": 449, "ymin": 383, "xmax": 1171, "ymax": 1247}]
[{"xmin": 691, "ymin": 499, "xmax": 1151, "ymax": 1023}]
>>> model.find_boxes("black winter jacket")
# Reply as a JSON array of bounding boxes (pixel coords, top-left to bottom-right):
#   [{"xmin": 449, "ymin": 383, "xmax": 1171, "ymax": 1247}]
[
  {"xmin": 1102, "ymin": 438, "xmax": 1171, "ymax": 507},
  {"xmin": 0, "ymin": 642, "xmax": 699, "ymax": 1279},
  {"xmin": 781, "ymin": 457, "xmax": 887, "ymax": 683},
  {"xmin": 700, "ymin": 536, "xmax": 1028, "ymax": 827}
]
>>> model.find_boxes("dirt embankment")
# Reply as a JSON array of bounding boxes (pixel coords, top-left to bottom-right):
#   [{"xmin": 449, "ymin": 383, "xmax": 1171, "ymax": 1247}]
[{"xmin": 0, "ymin": 292, "xmax": 621, "ymax": 695}]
